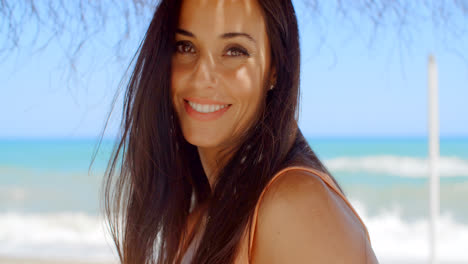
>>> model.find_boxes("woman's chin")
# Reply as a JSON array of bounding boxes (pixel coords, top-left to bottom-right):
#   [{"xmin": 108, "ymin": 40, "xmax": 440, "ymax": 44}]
[{"xmin": 184, "ymin": 134, "xmax": 225, "ymax": 150}]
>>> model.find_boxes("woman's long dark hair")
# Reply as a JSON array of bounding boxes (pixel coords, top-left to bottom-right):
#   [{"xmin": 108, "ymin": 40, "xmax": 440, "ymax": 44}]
[{"xmin": 99, "ymin": 0, "xmax": 343, "ymax": 263}]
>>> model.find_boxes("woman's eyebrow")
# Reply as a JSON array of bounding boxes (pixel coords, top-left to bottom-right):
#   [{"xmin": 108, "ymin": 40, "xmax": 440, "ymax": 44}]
[{"xmin": 176, "ymin": 29, "xmax": 256, "ymax": 43}]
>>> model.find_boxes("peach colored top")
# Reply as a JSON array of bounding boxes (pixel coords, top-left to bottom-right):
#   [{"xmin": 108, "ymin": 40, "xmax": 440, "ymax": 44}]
[{"xmin": 178, "ymin": 166, "xmax": 371, "ymax": 264}]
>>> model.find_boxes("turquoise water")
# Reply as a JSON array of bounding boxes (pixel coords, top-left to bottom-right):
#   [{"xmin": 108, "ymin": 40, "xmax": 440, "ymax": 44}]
[
  {"xmin": 309, "ymin": 137, "xmax": 468, "ymax": 159},
  {"xmin": 1, "ymin": 137, "xmax": 467, "ymax": 217},
  {"xmin": 309, "ymin": 138, "xmax": 468, "ymax": 222},
  {"xmin": 0, "ymin": 139, "xmax": 113, "ymax": 214},
  {"xmin": 0, "ymin": 139, "xmax": 114, "ymax": 173},
  {"xmin": 1, "ymin": 137, "xmax": 467, "ymax": 261}
]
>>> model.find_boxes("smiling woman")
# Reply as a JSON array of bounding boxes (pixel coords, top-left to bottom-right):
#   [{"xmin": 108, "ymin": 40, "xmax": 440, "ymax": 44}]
[
  {"xmin": 101, "ymin": 0, "xmax": 378, "ymax": 263},
  {"xmin": 171, "ymin": 0, "xmax": 274, "ymax": 181}
]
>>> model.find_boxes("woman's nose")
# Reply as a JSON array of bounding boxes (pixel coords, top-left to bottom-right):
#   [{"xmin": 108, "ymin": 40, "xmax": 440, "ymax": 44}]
[{"xmin": 192, "ymin": 53, "xmax": 218, "ymax": 89}]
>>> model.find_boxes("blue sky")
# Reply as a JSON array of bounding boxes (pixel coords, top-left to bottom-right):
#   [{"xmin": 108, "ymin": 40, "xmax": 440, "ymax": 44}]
[{"xmin": 0, "ymin": 1, "xmax": 467, "ymax": 139}]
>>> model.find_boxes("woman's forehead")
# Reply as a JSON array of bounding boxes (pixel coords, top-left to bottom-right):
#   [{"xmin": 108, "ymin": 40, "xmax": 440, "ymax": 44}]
[{"xmin": 178, "ymin": 0, "xmax": 267, "ymax": 41}]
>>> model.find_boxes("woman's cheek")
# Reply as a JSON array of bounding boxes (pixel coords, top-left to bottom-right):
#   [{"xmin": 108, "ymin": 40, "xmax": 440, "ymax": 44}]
[
  {"xmin": 231, "ymin": 63, "xmax": 262, "ymax": 96},
  {"xmin": 220, "ymin": 58, "xmax": 249, "ymax": 70}
]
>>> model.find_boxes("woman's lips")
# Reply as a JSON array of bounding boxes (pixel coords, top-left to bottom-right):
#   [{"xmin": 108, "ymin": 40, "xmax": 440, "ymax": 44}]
[
  {"xmin": 183, "ymin": 99, "xmax": 232, "ymax": 121},
  {"xmin": 184, "ymin": 97, "xmax": 229, "ymax": 105}
]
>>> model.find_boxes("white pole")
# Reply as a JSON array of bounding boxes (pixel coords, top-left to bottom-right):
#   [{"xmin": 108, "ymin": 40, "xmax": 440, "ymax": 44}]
[{"xmin": 428, "ymin": 54, "xmax": 440, "ymax": 264}]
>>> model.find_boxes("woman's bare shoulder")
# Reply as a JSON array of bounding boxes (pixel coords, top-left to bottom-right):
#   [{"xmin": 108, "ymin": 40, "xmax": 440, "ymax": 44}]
[{"xmin": 250, "ymin": 169, "xmax": 378, "ymax": 263}]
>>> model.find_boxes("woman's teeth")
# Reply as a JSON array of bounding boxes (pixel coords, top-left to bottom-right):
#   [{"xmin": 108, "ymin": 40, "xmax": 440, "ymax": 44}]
[{"xmin": 187, "ymin": 101, "xmax": 229, "ymax": 113}]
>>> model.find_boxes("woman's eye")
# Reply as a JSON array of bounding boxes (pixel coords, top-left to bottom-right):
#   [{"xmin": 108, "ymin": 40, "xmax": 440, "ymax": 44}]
[
  {"xmin": 174, "ymin": 42, "xmax": 249, "ymax": 58},
  {"xmin": 225, "ymin": 47, "xmax": 249, "ymax": 57},
  {"xmin": 175, "ymin": 41, "xmax": 195, "ymax": 54}
]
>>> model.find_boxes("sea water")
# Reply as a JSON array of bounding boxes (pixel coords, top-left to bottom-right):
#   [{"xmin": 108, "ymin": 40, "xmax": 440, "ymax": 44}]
[{"xmin": 0, "ymin": 138, "xmax": 467, "ymax": 263}]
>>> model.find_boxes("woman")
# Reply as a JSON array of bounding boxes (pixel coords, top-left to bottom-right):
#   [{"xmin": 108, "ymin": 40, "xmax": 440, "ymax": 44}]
[{"xmin": 102, "ymin": 0, "xmax": 379, "ymax": 263}]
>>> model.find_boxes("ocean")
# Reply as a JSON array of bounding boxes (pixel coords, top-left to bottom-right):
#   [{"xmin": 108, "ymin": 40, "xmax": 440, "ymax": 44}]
[{"xmin": 1, "ymin": 138, "xmax": 467, "ymax": 263}]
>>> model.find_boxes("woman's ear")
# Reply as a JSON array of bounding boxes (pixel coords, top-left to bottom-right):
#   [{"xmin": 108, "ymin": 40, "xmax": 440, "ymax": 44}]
[
  {"xmin": 270, "ymin": 67, "xmax": 277, "ymax": 85},
  {"xmin": 268, "ymin": 67, "xmax": 277, "ymax": 91}
]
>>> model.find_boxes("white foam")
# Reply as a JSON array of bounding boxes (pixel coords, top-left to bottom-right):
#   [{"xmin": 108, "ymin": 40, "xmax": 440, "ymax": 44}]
[
  {"xmin": 0, "ymin": 212, "xmax": 118, "ymax": 262},
  {"xmin": 351, "ymin": 200, "xmax": 468, "ymax": 262},
  {"xmin": 325, "ymin": 156, "xmax": 468, "ymax": 177}
]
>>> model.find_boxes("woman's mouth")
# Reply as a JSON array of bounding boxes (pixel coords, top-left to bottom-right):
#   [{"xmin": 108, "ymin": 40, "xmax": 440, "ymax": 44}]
[{"xmin": 183, "ymin": 99, "xmax": 232, "ymax": 121}]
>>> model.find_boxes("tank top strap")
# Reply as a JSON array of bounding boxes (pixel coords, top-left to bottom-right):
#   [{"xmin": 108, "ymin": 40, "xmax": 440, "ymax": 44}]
[{"xmin": 248, "ymin": 166, "xmax": 371, "ymax": 259}]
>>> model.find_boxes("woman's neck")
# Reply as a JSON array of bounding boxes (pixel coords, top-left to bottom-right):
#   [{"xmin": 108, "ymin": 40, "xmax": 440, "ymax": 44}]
[
  {"xmin": 197, "ymin": 146, "xmax": 232, "ymax": 189},
  {"xmin": 197, "ymin": 147, "xmax": 219, "ymax": 189}
]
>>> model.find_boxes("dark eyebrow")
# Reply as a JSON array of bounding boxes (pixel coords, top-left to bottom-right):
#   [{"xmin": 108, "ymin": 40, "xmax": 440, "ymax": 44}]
[
  {"xmin": 176, "ymin": 29, "xmax": 256, "ymax": 43},
  {"xmin": 176, "ymin": 29, "xmax": 195, "ymax": 37},
  {"xmin": 221, "ymin": 32, "xmax": 256, "ymax": 43}
]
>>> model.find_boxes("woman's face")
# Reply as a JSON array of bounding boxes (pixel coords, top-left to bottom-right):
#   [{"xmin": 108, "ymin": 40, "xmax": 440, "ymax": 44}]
[{"xmin": 171, "ymin": 0, "xmax": 273, "ymax": 149}]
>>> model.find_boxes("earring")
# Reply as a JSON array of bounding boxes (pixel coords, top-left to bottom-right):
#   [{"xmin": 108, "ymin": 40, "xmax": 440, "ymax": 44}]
[{"xmin": 269, "ymin": 84, "xmax": 274, "ymax": 90}]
